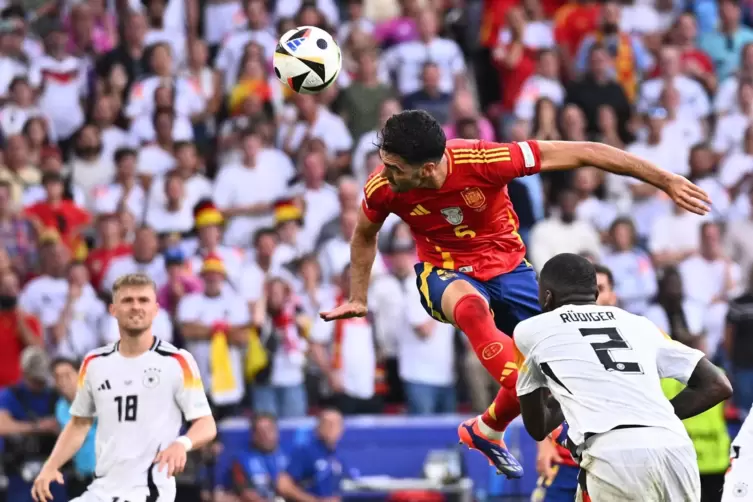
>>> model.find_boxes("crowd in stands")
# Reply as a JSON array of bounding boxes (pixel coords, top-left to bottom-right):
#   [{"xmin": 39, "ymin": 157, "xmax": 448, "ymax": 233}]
[{"xmin": 0, "ymin": 0, "xmax": 753, "ymax": 499}]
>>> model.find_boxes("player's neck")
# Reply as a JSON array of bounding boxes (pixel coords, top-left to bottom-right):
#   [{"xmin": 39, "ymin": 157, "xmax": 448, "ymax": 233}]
[
  {"xmin": 118, "ymin": 332, "xmax": 156, "ymax": 357},
  {"xmin": 423, "ymin": 155, "xmax": 449, "ymax": 190}
]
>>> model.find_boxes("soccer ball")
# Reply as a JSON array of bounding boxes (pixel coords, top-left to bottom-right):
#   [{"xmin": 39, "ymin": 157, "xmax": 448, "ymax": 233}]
[{"xmin": 274, "ymin": 26, "xmax": 342, "ymax": 95}]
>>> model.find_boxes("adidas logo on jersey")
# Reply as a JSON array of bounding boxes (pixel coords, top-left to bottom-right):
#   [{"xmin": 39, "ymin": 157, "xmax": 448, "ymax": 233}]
[
  {"xmin": 410, "ymin": 205, "xmax": 430, "ymax": 216},
  {"xmin": 97, "ymin": 380, "xmax": 111, "ymax": 391}
]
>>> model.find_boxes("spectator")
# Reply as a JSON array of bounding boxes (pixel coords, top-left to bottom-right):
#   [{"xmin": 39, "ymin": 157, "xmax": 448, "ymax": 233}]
[
  {"xmin": 725, "ymin": 185, "xmax": 753, "ymax": 274},
  {"xmin": 725, "ymin": 267, "xmax": 753, "ymax": 416},
  {"xmin": 51, "ymin": 261, "xmax": 106, "ymax": 360},
  {"xmin": 644, "ymin": 267, "xmax": 705, "ymax": 349},
  {"xmin": 514, "ymin": 49, "xmax": 564, "ymax": 122},
  {"xmin": 391, "ymin": 233, "xmax": 457, "ymax": 415},
  {"xmin": 679, "ymin": 221, "xmax": 744, "ymax": 358},
  {"xmin": 214, "ymin": 127, "xmax": 292, "ymax": 248},
  {"xmin": 85, "ymin": 214, "xmax": 132, "ymax": 291},
  {"xmin": 90, "ymin": 147, "xmax": 146, "ymax": 218},
  {"xmin": 101, "ymin": 225, "xmax": 167, "ymax": 292},
  {"xmin": 157, "ymin": 246, "xmax": 202, "ymax": 316},
  {"xmin": 0, "ymin": 179, "xmax": 36, "ymax": 278},
  {"xmin": 380, "ymin": 9, "xmax": 465, "ymax": 97},
  {"xmin": 601, "ymin": 217, "xmax": 658, "ymax": 314},
  {"xmin": 574, "ymin": 0, "xmax": 652, "ymax": 101},
  {"xmin": 18, "ymin": 236, "xmax": 71, "ymax": 336},
  {"xmin": 248, "ymin": 277, "xmax": 310, "ymax": 418},
  {"xmin": 278, "ymin": 408, "xmax": 348, "ymax": 500},
  {"xmin": 0, "ymin": 270, "xmax": 42, "ymax": 388},
  {"xmin": 177, "ymin": 254, "xmax": 249, "ymax": 416},
  {"xmin": 715, "ymin": 42, "xmax": 753, "ymax": 117},
  {"xmin": 311, "ymin": 265, "xmax": 381, "ymax": 415},
  {"xmin": 0, "ymin": 346, "xmax": 63, "ymax": 502},
  {"xmin": 566, "ymin": 44, "xmax": 632, "ymax": 141},
  {"xmin": 69, "ymin": 123, "xmax": 116, "ymax": 199},
  {"xmin": 338, "ymin": 48, "xmax": 394, "ymax": 142},
  {"xmin": 529, "ymin": 189, "xmax": 601, "ymax": 272},
  {"xmin": 402, "ymin": 61, "xmax": 453, "ymax": 124},
  {"xmin": 699, "ymin": 0, "xmax": 753, "ymax": 80},
  {"xmin": 51, "ymin": 357, "xmax": 96, "ymax": 499},
  {"xmin": 239, "ymin": 227, "xmax": 280, "ymax": 310},
  {"xmin": 144, "ymin": 171, "xmax": 194, "ymax": 234},
  {"xmin": 0, "ymin": 135, "xmax": 40, "ymax": 207}
]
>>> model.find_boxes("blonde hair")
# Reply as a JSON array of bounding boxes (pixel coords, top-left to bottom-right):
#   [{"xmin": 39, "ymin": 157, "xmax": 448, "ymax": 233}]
[{"xmin": 111, "ymin": 273, "xmax": 157, "ymax": 295}]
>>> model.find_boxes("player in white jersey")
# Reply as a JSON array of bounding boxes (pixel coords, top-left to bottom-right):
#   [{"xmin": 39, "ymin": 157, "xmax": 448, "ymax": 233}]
[
  {"xmin": 514, "ymin": 253, "xmax": 733, "ymax": 502},
  {"xmin": 31, "ymin": 273, "xmax": 217, "ymax": 502},
  {"xmin": 722, "ymin": 405, "xmax": 753, "ymax": 500}
]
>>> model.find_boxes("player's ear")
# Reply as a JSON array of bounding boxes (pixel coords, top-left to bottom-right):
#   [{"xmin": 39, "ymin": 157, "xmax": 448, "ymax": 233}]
[
  {"xmin": 108, "ymin": 301, "xmax": 117, "ymax": 317},
  {"xmin": 541, "ymin": 290, "xmax": 553, "ymax": 312}
]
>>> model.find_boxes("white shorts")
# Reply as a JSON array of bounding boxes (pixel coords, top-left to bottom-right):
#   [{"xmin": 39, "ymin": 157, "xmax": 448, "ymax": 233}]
[
  {"xmin": 575, "ymin": 427, "xmax": 701, "ymax": 502},
  {"xmin": 722, "ymin": 447, "xmax": 753, "ymax": 501},
  {"xmin": 71, "ymin": 485, "xmax": 176, "ymax": 502}
]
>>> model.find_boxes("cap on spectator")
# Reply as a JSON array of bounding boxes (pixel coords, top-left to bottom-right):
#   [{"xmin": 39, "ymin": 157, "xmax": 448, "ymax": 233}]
[
  {"xmin": 164, "ymin": 247, "xmax": 185, "ymax": 266},
  {"xmin": 200, "ymin": 254, "xmax": 226, "ymax": 276},
  {"xmin": 194, "ymin": 199, "xmax": 224, "ymax": 228},
  {"xmin": 21, "ymin": 346, "xmax": 50, "ymax": 382},
  {"xmin": 274, "ymin": 199, "xmax": 303, "ymax": 225}
]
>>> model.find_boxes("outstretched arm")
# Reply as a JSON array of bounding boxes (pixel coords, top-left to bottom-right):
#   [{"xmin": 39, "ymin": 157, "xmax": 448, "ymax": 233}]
[
  {"xmin": 320, "ymin": 208, "xmax": 383, "ymax": 320},
  {"xmin": 537, "ymin": 141, "xmax": 711, "ymax": 215}
]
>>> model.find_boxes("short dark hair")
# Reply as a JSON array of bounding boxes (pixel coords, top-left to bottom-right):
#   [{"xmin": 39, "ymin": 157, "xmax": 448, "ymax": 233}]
[
  {"xmin": 593, "ymin": 264, "xmax": 614, "ymax": 288},
  {"xmin": 540, "ymin": 253, "xmax": 598, "ymax": 298},
  {"xmin": 378, "ymin": 110, "xmax": 446, "ymax": 165},
  {"xmin": 114, "ymin": 147, "xmax": 136, "ymax": 163},
  {"xmin": 50, "ymin": 357, "xmax": 79, "ymax": 372}
]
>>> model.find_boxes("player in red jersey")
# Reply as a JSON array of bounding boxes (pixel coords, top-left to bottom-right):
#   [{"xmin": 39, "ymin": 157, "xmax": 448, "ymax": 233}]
[{"xmin": 319, "ymin": 110, "xmax": 710, "ymax": 478}]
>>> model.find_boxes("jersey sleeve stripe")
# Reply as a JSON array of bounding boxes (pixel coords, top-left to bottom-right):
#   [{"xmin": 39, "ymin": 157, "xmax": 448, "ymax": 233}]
[
  {"xmin": 364, "ymin": 174, "xmax": 384, "ymax": 192},
  {"xmin": 77, "ymin": 354, "xmax": 100, "ymax": 388},
  {"xmin": 171, "ymin": 353, "xmax": 202, "ymax": 389},
  {"xmin": 365, "ymin": 178, "xmax": 389, "ymax": 198}
]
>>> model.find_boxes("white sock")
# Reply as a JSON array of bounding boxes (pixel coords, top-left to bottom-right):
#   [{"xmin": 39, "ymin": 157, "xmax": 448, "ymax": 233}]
[{"xmin": 476, "ymin": 415, "xmax": 504, "ymax": 441}]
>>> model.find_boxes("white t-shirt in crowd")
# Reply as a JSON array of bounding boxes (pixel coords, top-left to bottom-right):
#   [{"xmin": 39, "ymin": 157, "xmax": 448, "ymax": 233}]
[
  {"xmin": 29, "ymin": 55, "xmax": 87, "ymax": 140},
  {"xmin": 101, "ymin": 255, "xmax": 168, "ymax": 293},
  {"xmin": 380, "ymin": 37, "xmax": 466, "ymax": 96},
  {"xmin": 176, "ymin": 290, "xmax": 250, "ymax": 405}
]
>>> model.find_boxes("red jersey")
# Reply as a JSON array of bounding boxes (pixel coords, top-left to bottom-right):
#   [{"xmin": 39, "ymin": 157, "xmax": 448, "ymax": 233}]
[
  {"xmin": 0, "ymin": 310, "xmax": 42, "ymax": 387},
  {"xmin": 86, "ymin": 243, "xmax": 133, "ymax": 290},
  {"xmin": 362, "ymin": 139, "xmax": 541, "ymax": 282}
]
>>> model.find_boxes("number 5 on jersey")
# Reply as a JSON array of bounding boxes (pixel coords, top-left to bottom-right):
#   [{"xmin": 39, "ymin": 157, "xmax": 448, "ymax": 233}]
[{"xmin": 114, "ymin": 395, "xmax": 138, "ymax": 421}]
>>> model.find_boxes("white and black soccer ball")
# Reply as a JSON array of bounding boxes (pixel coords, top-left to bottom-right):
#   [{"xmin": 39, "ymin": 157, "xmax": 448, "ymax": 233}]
[{"xmin": 274, "ymin": 26, "xmax": 342, "ymax": 95}]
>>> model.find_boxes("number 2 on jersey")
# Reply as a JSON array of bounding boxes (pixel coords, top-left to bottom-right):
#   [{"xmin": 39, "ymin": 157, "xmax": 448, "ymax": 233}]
[
  {"xmin": 580, "ymin": 327, "xmax": 643, "ymax": 374},
  {"xmin": 114, "ymin": 395, "xmax": 138, "ymax": 422}
]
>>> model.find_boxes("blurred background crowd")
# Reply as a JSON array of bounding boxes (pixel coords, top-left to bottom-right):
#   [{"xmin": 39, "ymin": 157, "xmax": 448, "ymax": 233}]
[{"xmin": 0, "ymin": 0, "xmax": 752, "ymax": 499}]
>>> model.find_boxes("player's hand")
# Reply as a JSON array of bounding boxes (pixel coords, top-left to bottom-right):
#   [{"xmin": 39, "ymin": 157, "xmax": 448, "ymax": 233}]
[
  {"xmin": 319, "ymin": 301, "xmax": 367, "ymax": 321},
  {"xmin": 31, "ymin": 466, "xmax": 64, "ymax": 502},
  {"xmin": 154, "ymin": 441, "xmax": 188, "ymax": 477},
  {"xmin": 535, "ymin": 439, "xmax": 562, "ymax": 485},
  {"xmin": 664, "ymin": 174, "xmax": 711, "ymax": 215}
]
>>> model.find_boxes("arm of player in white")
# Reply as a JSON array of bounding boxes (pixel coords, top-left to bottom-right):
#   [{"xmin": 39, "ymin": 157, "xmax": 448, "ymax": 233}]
[
  {"xmin": 514, "ymin": 325, "xmax": 565, "ymax": 442},
  {"xmin": 174, "ymin": 350, "xmax": 217, "ymax": 450},
  {"xmin": 654, "ymin": 329, "xmax": 733, "ymax": 420}
]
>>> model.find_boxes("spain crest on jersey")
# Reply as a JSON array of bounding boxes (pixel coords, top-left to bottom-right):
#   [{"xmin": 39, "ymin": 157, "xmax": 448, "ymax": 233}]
[
  {"xmin": 441, "ymin": 207, "xmax": 464, "ymax": 225},
  {"xmin": 461, "ymin": 187, "xmax": 486, "ymax": 209}
]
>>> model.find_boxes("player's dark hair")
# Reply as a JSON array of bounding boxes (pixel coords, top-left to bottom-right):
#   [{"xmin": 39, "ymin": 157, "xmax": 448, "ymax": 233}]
[
  {"xmin": 378, "ymin": 110, "xmax": 446, "ymax": 165},
  {"xmin": 540, "ymin": 253, "xmax": 598, "ymax": 301},
  {"xmin": 593, "ymin": 264, "xmax": 614, "ymax": 288}
]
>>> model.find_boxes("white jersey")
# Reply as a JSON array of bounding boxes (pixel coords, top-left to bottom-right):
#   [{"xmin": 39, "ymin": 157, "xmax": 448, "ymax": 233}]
[
  {"xmin": 514, "ymin": 304, "xmax": 704, "ymax": 446},
  {"xmin": 732, "ymin": 406, "xmax": 753, "ymax": 451},
  {"xmin": 70, "ymin": 339, "xmax": 212, "ymax": 497}
]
